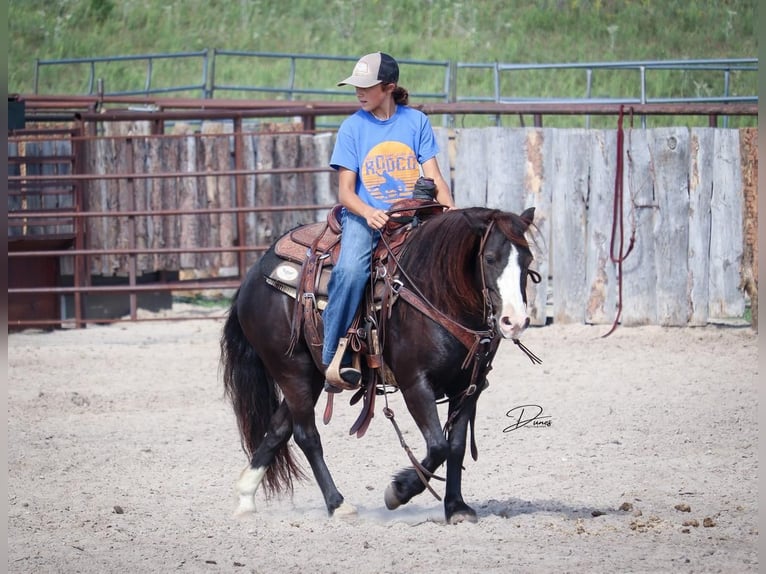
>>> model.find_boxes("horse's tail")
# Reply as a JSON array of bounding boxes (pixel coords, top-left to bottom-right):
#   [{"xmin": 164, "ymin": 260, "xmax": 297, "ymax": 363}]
[{"xmin": 220, "ymin": 289, "xmax": 304, "ymax": 495}]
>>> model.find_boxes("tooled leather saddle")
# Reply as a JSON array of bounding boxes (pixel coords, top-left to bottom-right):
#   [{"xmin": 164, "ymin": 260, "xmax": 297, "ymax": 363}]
[{"xmin": 269, "ymin": 198, "xmax": 444, "ymax": 358}]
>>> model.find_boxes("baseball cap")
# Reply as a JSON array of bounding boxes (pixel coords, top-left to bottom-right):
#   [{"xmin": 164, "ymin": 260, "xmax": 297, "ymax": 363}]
[{"xmin": 337, "ymin": 52, "xmax": 399, "ymax": 88}]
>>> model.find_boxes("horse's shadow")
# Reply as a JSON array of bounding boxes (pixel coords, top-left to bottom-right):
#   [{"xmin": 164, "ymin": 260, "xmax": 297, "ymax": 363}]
[
  {"xmin": 358, "ymin": 497, "xmax": 619, "ymax": 525},
  {"xmin": 477, "ymin": 497, "xmax": 618, "ymax": 520}
]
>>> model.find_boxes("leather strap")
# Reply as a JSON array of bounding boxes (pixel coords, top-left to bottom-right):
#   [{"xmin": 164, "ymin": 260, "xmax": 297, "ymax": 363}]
[{"xmin": 395, "ymin": 285, "xmax": 493, "ymax": 355}]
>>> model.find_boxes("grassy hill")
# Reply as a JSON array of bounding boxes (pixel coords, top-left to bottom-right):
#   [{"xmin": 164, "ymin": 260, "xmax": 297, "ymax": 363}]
[
  {"xmin": 9, "ymin": 0, "xmax": 757, "ymax": 90},
  {"xmin": 7, "ymin": 0, "xmax": 758, "ymax": 128}
]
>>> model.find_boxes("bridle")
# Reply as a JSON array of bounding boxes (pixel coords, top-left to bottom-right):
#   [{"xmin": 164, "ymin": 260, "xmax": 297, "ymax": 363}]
[{"xmin": 376, "ymin": 211, "xmax": 541, "ymax": 385}]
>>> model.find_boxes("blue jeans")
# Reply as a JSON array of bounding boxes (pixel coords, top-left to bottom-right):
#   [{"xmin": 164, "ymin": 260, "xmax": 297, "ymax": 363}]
[{"xmin": 321, "ymin": 209, "xmax": 379, "ymax": 366}]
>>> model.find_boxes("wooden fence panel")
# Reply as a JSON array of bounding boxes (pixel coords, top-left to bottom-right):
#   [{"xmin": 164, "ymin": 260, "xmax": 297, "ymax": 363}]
[{"xmin": 68, "ymin": 125, "xmax": 751, "ymax": 325}]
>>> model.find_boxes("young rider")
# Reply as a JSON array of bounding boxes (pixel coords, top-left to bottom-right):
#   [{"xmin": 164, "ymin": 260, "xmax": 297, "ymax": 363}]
[{"xmin": 322, "ymin": 51, "xmax": 455, "ymax": 392}]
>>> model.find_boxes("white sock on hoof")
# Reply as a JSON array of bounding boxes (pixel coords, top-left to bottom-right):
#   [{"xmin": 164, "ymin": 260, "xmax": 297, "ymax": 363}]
[{"xmin": 234, "ymin": 466, "xmax": 266, "ymax": 516}]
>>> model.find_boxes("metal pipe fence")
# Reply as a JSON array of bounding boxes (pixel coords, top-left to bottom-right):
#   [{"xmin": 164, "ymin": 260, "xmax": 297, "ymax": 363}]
[{"xmin": 31, "ymin": 51, "xmax": 756, "ymax": 113}]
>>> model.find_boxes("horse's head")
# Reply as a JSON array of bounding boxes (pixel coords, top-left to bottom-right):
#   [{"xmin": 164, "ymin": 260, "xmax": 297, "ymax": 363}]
[{"xmin": 465, "ymin": 207, "xmax": 537, "ymax": 340}]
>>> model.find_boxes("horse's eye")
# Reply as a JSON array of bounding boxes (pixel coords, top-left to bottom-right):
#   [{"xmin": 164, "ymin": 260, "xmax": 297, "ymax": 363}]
[{"xmin": 485, "ymin": 254, "xmax": 496, "ymax": 265}]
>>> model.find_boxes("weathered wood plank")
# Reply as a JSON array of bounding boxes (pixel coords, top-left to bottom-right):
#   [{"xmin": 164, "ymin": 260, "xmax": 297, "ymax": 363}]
[
  {"xmin": 131, "ymin": 136, "xmax": 151, "ymax": 273},
  {"xmin": 584, "ymin": 129, "xmax": 619, "ymax": 325},
  {"xmin": 276, "ymin": 133, "xmax": 308, "ymax": 231},
  {"xmin": 313, "ymin": 132, "xmax": 336, "ymax": 222},
  {"xmin": 240, "ymin": 132, "xmax": 259, "ymax": 269},
  {"xmin": 172, "ymin": 125, "xmax": 199, "ymax": 270},
  {"xmin": 485, "ymin": 127, "xmax": 523, "ymax": 211},
  {"xmin": 651, "ymin": 128, "xmax": 691, "ymax": 326},
  {"xmin": 739, "ymin": 127, "xmax": 758, "ymax": 329},
  {"xmin": 522, "ymin": 128, "xmax": 552, "ymax": 326},
  {"xmin": 162, "ymin": 132, "xmax": 181, "ymax": 271},
  {"xmin": 453, "ymin": 128, "xmax": 488, "ymax": 207},
  {"xmin": 688, "ymin": 128, "xmax": 715, "ymax": 325},
  {"xmin": 433, "ymin": 127, "xmax": 452, "ymax": 191},
  {"xmin": 84, "ymin": 137, "xmax": 106, "ymax": 274},
  {"xmin": 620, "ymin": 128, "xmax": 658, "ymax": 325},
  {"xmin": 202, "ymin": 122, "xmax": 237, "ymax": 270},
  {"xmin": 550, "ymin": 129, "xmax": 590, "ymax": 324},
  {"xmin": 709, "ymin": 129, "xmax": 744, "ymax": 319},
  {"xmin": 253, "ymin": 132, "xmax": 278, "ymax": 266},
  {"xmin": 104, "ymin": 135, "xmax": 123, "ymax": 274},
  {"xmin": 145, "ymin": 136, "xmax": 167, "ymax": 271}
]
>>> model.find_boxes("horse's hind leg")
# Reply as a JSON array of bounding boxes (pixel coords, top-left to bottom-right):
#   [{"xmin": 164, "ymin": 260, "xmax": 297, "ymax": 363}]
[
  {"xmin": 235, "ymin": 401, "xmax": 293, "ymax": 516},
  {"xmin": 289, "ymin": 402, "xmax": 357, "ymax": 517}
]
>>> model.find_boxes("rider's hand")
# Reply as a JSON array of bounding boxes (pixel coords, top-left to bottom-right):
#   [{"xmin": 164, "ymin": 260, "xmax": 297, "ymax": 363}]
[{"xmin": 365, "ymin": 208, "xmax": 389, "ymax": 230}]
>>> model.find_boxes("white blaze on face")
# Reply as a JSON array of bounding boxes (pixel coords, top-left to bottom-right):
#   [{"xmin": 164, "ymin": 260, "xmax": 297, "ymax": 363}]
[{"xmin": 496, "ymin": 244, "xmax": 529, "ymax": 339}]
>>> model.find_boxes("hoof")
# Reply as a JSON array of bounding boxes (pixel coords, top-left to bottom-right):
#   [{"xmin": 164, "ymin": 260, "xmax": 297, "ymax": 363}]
[
  {"xmin": 333, "ymin": 501, "xmax": 358, "ymax": 518},
  {"xmin": 234, "ymin": 466, "xmax": 265, "ymax": 518},
  {"xmin": 447, "ymin": 509, "xmax": 478, "ymax": 524},
  {"xmin": 384, "ymin": 484, "xmax": 402, "ymax": 510},
  {"xmin": 233, "ymin": 494, "xmax": 257, "ymax": 518}
]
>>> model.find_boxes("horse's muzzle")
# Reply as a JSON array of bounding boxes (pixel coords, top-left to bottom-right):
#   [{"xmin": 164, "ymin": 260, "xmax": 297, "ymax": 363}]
[{"xmin": 498, "ymin": 314, "xmax": 530, "ymax": 339}]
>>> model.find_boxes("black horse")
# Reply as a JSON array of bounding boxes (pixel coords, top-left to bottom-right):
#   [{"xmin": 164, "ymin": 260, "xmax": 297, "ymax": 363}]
[{"xmin": 221, "ymin": 206, "xmax": 537, "ymax": 524}]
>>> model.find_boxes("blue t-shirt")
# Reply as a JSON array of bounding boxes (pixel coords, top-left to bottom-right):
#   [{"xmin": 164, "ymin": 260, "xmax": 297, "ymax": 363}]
[{"xmin": 330, "ymin": 105, "xmax": 440, "ymax": 211}]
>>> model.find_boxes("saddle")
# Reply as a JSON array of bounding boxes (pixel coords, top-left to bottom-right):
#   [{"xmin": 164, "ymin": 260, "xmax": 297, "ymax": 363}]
[{"xmin": 267, "ymin": 198, "xmax": 446, "ymax": 436}]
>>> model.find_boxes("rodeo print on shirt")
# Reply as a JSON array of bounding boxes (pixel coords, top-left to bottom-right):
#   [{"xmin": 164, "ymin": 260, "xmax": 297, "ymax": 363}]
[{"xmin": 359, "ymin": 141, "xmax": 420, "ymax": 204}]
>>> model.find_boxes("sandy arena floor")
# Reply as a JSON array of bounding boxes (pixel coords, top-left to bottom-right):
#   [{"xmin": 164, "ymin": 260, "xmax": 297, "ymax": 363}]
[{"xmin": 7, "ymin": 306, "xmax": 759, "ymax": 573}]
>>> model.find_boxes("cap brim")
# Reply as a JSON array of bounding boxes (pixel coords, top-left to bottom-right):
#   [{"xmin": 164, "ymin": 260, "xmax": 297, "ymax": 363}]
[{"xmin": 337, "ymin": 75, "xmax": 383, "ymax": 88}]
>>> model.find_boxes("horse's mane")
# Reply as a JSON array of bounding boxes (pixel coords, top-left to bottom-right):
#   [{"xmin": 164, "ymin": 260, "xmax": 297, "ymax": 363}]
[{"xmin": 397, "ymin": 207, "xmax": 530, "ymax": 321}]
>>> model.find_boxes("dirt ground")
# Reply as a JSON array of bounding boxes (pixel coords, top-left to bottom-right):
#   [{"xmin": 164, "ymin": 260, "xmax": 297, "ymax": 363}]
[{"xmin": 7, "ymin": 304, "xmax": 759, "ymax": 573}]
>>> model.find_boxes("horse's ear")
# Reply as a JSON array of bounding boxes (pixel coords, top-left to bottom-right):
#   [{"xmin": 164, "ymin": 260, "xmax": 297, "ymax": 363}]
[
  {"xmin": 519, "ymin": 207, "xmax": 535, "ymax": 229},
  {"xmin": 460, "ymin": 208, "xmax": 496, "ymax": 236}
]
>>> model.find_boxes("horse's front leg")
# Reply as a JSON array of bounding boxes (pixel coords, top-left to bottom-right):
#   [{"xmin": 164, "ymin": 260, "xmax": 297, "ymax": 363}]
[
  {"xmin": 443, "ymin": 396, "xmax": 479, "ymax": 524},
  {"xmin": 384, "ymin": 380, "xmax": 449, "ymax": 510}
]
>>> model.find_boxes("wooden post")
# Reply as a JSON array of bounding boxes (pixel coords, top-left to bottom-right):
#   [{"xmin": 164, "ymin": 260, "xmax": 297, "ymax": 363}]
[{"xmin": 233, "ymin": 117, "xmax": 247, "ymax": 281}]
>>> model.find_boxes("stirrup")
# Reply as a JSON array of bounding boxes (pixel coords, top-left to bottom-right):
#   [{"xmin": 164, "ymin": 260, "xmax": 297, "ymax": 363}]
[{"xmin": 324, "ymin": 338, "xmax": 361, "ymax": 391}]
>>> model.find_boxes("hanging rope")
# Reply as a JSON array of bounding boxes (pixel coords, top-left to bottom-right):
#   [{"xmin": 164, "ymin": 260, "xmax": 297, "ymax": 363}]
[{"xmin": 602, "ymin": 105, "xmax": 637, "ymax": 338}]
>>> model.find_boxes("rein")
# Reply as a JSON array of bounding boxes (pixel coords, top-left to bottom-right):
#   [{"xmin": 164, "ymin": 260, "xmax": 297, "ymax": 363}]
[{"xmin": 603, "ymin": 105, "xmax": 637, "ymax": 338}]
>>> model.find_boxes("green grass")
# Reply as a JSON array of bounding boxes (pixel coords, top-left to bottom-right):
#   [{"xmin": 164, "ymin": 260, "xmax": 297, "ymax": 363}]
[{"xmin": 8, "ymin": 0, "xmax": 758, "ymax": 127}]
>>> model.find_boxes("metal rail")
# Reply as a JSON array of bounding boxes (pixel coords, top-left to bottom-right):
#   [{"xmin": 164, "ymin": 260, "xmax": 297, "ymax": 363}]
[{"xmin": 30, "ymin": 51, "xmax": 756, "ymax": 111}]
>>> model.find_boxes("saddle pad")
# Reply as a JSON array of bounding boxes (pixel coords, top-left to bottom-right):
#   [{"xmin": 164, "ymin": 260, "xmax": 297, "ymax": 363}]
[{"xmin": 266, "ymin": 261, "xmax": 331, "ymax": 306}]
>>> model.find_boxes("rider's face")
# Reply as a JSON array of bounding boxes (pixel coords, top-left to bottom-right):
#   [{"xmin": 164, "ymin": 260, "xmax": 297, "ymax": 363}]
[{"xmin": 355, "ymin": 83, "xmax": 394, "ymax": 116}]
